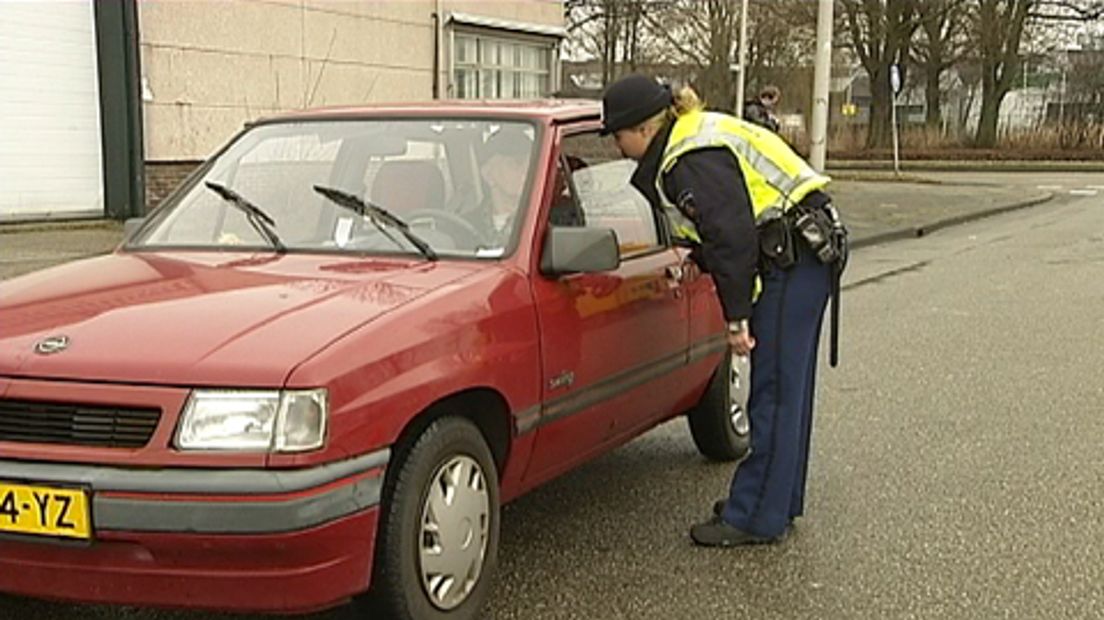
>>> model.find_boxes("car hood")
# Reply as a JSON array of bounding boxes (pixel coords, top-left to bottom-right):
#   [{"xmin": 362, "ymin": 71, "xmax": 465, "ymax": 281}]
[{"xmin": 0, "ymin": 251, "xmax": 487, "ymax": 386}]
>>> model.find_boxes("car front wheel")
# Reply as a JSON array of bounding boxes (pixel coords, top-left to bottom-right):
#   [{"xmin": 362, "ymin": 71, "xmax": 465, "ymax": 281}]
[
  {"xmin": 687, "ymin": 352, "xmax": 751, "ymax": 461},
  {"xmin": 362, "ymin": 416, "xmax": 500, "ymax": 620}
]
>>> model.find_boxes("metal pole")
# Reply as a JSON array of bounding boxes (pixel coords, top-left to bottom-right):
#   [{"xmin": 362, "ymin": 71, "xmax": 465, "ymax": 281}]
[
  {"xmin": 734, "ymin": 0, "xmax": 750, "ymax": 118},
  {"xmin": 891, "ymin": 89, "xmax": 901, "ymax": 176},
  {"xmin": 810, "ymin": 0, "xmax": 834, "ymax": 171},
  {"xmin": 1059, "ymin": 65, "xmax": 1067, "ymax": 125},
  {"xmin": 433, "ymin": 0, "xmax": 444, "ymax": 99}
]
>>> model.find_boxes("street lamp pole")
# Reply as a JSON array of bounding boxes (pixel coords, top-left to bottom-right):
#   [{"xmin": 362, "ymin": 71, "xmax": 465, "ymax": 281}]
[
  {"xmin": 1060, "ymin": 62, "xmax": 1067, "ymax": 125},
  {"xmin": 810, "ymin": 0, "xmax": 834, "ymax": 171},
  {"xmin": 734, "ymin": 0, "xmax": 750, "ymax": 118}
]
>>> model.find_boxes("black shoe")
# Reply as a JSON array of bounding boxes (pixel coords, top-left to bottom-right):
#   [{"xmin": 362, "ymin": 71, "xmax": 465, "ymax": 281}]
[
  {"xmin": 708, "ymin": 500, "xmax": 795, "ymax": 537},
  {"xmin": 690, "ymin": 516, "xmax": 777, "ymax": 547}
]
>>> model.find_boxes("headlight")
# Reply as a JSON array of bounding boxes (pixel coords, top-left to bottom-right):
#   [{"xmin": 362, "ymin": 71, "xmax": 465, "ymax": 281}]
[{"xmin": 176, "ymin": 389, "xmax": 328, "ymax": 452}]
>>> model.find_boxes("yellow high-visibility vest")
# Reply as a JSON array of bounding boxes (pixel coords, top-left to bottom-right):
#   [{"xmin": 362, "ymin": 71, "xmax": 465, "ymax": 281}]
[{"xmin": 655, "ymin": 110, "xmax": 831, "ymax": 244}]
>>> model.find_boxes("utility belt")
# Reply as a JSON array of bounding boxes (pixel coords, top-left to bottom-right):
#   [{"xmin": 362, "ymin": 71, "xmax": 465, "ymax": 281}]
[
  {"xmin": 756, "ymin": 191, "xmax": 849, "ymax": 367},
  {"xmin": 757, "ymin": 192, "xmax": 848, "ymax": 272}
]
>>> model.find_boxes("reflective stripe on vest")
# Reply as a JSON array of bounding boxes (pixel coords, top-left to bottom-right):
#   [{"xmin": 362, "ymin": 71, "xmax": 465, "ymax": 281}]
[{"xmin": 654, "ymin": 110, "xmax": 831, "ymax": 244}]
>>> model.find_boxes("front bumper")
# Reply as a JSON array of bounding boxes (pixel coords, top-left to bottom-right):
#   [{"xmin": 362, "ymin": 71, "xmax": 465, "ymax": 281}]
[{"xmin": 0, "ymin": 449, "xmax": 389, "ymax": 613}]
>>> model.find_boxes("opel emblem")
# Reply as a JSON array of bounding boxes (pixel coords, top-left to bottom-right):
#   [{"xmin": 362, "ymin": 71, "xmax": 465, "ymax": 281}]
[{"xmin": 34, "ymin": 336, "xmax": 70, "ymax": 355}]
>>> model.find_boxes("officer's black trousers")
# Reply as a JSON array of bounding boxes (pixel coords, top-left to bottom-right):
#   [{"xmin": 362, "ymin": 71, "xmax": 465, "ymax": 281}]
[{"xmin": 720, "ymin": 242, "xmax": 832, "ymax": 538}]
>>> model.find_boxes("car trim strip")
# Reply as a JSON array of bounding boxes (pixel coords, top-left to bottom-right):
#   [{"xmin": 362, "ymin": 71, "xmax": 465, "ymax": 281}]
[
  {"xmin": 515, "ymin": 405, "xmax": 542, "ymax": 436},
  {"xmin": 688, "ymin": 335, "xmax": 729, "ymax": 362},
  {"xmin": 94, "ymin": 474, "xmax": 383, "ymax": 534},
  {"xmin": 526, "ymin": 335, "xmax": 727, "ymax": 433},
  {"xmin": 0, "ymin": 448, "xmax": 390, "ymax": 495}
]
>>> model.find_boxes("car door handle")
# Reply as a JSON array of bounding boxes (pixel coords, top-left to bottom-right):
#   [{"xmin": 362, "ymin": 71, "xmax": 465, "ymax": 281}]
[{"xmin": 665, "ymin": 265, "xmax": 684, "ymax": 283}]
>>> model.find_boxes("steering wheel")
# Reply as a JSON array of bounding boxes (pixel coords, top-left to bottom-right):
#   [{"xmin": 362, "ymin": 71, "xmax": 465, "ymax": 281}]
[{"xmin": 403, "ymin": 208, "xmax": 486, "ymax": 248}]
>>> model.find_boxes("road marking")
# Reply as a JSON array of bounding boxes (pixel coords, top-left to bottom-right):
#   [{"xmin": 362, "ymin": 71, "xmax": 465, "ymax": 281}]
[
  {"xmin": 1069, "ymin": 189, "xmax": 1098, "ymax": 196},
  {"xmin": 1086, "ymin": 185, "xmax": 1104, "ymax": 190},
  {"xmin": 1037, "ymin": 185, "xmax": 1062, "ymax": 190}
]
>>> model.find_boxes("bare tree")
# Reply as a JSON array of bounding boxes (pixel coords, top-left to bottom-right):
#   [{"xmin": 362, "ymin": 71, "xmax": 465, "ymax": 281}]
[
  {"xmin": 746, "ymin": 1, "xmax": 818, "ymax": 89},
  {"xmin": 699, "ymin": 0, "xmax": 740, "ymax": 107},
  {"xmin": 566, "ymin": 0, "xmax": 819, "ymax": 110},
  {"xmin": 564, "ymin": 0, "xmax": 656, "ymax": 86},
  {"xmin": 1031, "ymin": 0, "xmax": 1104, "ymax": 20},
  {"xmin": 600, "ymin": 0, "xmax": 627, "ymax": 84},
  {"xmin": 842, "ymin": 0, "xmax": 920, "ymax": 148},
  {"xmin": 623, "ymin": 0, "xmax": 646, "ymax": 73},
  {"xmin": 641, "ymin": 0, "xmax": 740, "ymax": 108},
  {"xmin": 912, "ymin": 0, "xmax": 971, "ymax": 129},
  {"xmin": 972, "ymin": 0, "xmax": 1033, "ymax": 146},
  {"xmin": 970, "ymin": 0, "xmax": 1104, "ymax": 146},
  {"xmin": 762, "ymin": 1, "xmax": 818, "ymax": 60}
]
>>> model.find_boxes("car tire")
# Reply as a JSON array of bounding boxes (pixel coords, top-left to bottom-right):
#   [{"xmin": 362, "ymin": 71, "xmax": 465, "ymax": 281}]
[
  {"xmin": 687, "ymin": 352, "xmax": 751, "ymax": 462},
  {"xmin": 362, "ymin": 416, "xmax": 500, "ymax": 620}
]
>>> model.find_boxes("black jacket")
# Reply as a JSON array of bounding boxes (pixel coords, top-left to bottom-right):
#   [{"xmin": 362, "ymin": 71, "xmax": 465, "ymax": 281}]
[
  {"xmin": 631, "ymin": 125, "xmax": 758, "ymax": 322},
  {"xmin": 743, "ymin": 100, "xmax": 781, "ymax": 133}
]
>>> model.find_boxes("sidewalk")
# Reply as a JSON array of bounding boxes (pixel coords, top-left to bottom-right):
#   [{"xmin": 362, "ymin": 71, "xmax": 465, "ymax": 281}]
[
  {"xmin": 0, "ymin": 220, "xmax": 124, "ymax": 280},
  {"xmin": 0, "ymin": 178, "xmax": 1054, "ymax": 280},
  {"xmin": 829, "ymin": 177, "xmax": 1052, "ymax": 248}
]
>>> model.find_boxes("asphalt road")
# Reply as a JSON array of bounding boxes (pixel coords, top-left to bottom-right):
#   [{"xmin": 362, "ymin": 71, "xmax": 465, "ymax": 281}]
[{"xmin": 4, "ymin": 172, "xmax": 1104, "ymax": 619}]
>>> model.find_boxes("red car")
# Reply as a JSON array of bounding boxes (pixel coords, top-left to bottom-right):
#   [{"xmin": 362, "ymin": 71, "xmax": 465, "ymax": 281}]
[{"xmin": 0, "ymin": 101, "xmax": 749, "ymax": 619}]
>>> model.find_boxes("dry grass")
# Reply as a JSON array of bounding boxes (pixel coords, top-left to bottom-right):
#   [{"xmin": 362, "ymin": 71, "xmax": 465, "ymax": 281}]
[
  {"xmin": 822, "ymin": 122, "xmax": 1104, "ymax": 160},
  {"xmin": 1000, "ymin": 123, "xmax": 1104, "ymax": 151}
]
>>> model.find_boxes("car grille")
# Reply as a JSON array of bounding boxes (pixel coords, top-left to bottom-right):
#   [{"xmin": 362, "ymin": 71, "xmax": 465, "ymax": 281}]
[{"xmin": 0, "ymin": 399, "xmax": 161, "ymax": 448}]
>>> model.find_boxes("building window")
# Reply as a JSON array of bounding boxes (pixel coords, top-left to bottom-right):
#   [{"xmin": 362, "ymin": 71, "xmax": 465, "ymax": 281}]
[{"xmin": 454, "ymin": 33, "xmax": 553, "ymax": 99}]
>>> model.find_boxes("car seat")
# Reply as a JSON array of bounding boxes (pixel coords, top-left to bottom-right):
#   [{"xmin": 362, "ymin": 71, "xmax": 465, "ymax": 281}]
[{"xmin": 370, "ymin": 161, "xmax": 446, "ymax": 215}]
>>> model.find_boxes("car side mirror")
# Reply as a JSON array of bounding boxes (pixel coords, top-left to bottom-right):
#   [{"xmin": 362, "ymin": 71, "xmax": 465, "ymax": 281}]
[
  {"xmin": 540, "ymin": 226, "xmax": 620, "ymax": 276},
  {"xmin": 123, "ymin": 217, "xmax": 146, "ymax": 239}
]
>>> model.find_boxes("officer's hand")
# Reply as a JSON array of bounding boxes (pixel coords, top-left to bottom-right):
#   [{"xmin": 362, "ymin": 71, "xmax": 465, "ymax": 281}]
[
  {"xmin": 681, "ymin": 256, "xmax": 701, "ymax": 281},
  {"xmin": 728, "ymin": 330, "xmax": 756, "ymax": 356}
]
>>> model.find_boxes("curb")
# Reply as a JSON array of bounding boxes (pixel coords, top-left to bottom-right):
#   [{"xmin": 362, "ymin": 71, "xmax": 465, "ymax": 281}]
[
  {"xmin": 828, "ymin": 171, "xmax": 945, "ymax": 185},
  {"xmin": 850, "ymin": 192, "xmax": 1055, "ymax": 250},
  {"xmin": 828, "ymin": 160, "xmax": 1104, "ymax": 173},
  {"xmin": 0, "ymin": 219, "xmax": 121, "ymax": 235}
]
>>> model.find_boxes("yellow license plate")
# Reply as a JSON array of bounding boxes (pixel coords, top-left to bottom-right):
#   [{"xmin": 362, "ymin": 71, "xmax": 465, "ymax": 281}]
[{"xmin": 0, "ymin": 481, "xmax": 91, "ymax": 540}]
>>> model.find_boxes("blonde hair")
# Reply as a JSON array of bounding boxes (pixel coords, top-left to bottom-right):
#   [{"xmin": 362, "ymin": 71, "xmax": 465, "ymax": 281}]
[
  {"xmin": 672, "ymin": 85, "xmax": 704, "ymax": 116},
  {"xmin": 638, "ymin": 85, "xmax": 704, "ymax": 134}
]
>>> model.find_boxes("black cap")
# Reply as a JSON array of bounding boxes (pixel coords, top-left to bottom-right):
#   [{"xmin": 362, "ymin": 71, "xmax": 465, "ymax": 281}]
[{"xmin": 600, "ymin": 74, "xmax": 672, "ymax": 135}]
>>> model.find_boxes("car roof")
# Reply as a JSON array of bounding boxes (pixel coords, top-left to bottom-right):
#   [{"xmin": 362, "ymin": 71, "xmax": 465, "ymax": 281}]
[{"xmin": 261, "ymin": 99, "xmax": 602, "ymax": 125}]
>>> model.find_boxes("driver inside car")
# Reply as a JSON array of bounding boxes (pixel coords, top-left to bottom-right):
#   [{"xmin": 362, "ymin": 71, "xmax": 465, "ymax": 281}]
[{"xmin": 469, "ymin": 126, "xmax": 533, "ymax": 248}]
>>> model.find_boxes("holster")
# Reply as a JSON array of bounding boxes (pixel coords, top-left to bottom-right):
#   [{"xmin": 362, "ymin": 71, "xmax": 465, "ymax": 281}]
[
  {"xmin": 792, "ymin": 203, "xmax": 845, "ymax": 265},
  {"xmin": 788, "ymin": 194, "xmax": 850, "ymax": 368},
  {"xmin": 757, "ymin": 210, "xmax": 796, "ymax": 272}
]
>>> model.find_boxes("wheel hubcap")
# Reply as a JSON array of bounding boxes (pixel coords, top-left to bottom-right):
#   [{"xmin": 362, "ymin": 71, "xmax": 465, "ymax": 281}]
[
  {"xmin": 419, "ymin": 455, "xmax": 490, "ymax": 610},
  {"xmin": 729, "ymin": 354, "xmax": 750, "ymax": 436}
]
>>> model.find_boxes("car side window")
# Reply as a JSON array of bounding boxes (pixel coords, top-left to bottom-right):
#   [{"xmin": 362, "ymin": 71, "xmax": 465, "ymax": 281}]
[{"xmin": 554, "ymin": 132, "xmax": 662, "ymax": 258}]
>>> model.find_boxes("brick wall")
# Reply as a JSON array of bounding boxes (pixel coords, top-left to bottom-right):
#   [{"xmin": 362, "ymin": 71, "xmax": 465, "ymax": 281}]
[{"xmin": 144, "ymin": 161, "xmax": 202, "ymax": 212}]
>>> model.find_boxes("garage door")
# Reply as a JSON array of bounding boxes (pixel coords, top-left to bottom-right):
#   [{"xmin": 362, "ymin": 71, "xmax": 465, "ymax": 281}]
[{"xmin": 0, "ymin": 1, "xmax": 104, "ymax": 220}]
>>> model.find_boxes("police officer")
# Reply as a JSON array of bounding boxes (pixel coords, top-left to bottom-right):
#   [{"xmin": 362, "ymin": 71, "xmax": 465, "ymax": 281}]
[{"xmin": 601, "ymin": 74, "xmax": 837, "ymax": 546}]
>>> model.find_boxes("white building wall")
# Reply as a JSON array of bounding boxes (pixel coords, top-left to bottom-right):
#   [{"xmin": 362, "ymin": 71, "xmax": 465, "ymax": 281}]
[{"xmin": 138, "ymin": 0, "xmax": 564, "ymax": 162}]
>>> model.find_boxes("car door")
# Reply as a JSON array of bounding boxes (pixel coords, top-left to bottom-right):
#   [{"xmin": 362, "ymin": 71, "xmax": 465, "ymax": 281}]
[{"xmin": 524, "ymin": 128, "xmax": 690, "ymax": 483}]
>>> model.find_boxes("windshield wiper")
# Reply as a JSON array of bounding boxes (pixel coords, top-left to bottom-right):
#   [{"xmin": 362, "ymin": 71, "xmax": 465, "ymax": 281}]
[
  {"xmin": 312, "ymin": 185, "xmax": 438, "ymax": 261},
  {"xmin": 204, "ymin": 181, "xmax": 286, "ymax": 252}
]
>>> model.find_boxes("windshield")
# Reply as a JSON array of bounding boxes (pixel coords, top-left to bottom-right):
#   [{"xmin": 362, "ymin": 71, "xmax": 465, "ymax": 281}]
[{"xmin": 131, "ymin": 119, "xmax": 540, "ymax": 259}]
